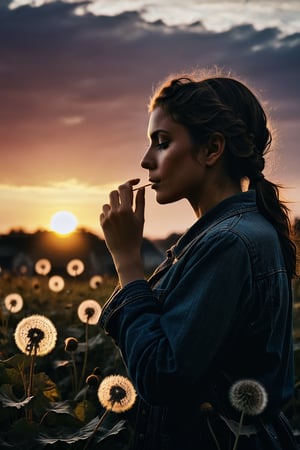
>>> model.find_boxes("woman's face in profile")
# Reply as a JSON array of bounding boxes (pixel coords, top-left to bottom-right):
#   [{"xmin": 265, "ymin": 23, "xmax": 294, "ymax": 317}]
[{"xmin": 141, "ymin": 107, "xmax": 207, "ymax": 206}]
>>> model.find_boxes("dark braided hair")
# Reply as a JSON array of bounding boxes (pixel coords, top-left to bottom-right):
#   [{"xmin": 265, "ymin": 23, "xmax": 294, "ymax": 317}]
[{"xmin": 149, "ymin": 74, "xmax": 296, "ymax": 278}]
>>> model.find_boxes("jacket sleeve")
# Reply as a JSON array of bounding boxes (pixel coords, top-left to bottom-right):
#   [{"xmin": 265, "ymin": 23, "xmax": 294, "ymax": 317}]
[{"xmin": 99, "ymin": 229, "xmax": 253, "ymax": 405}]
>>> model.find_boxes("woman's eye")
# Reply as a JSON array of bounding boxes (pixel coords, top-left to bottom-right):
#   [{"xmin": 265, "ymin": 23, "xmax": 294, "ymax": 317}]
[{"xmin": 157, "ymin": 141, "xmax": 169, "ymax": 150}]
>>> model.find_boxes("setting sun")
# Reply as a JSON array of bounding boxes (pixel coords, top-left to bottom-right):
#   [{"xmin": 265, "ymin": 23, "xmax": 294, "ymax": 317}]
[{"xmin": 50, "ymin": 211, "xmax": 78, "ymax": 235}]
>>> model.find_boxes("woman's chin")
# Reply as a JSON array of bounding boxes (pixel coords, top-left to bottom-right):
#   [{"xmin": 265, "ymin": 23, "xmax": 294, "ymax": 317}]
[{"xmin": 156, "ymin": 193, "xmax": 179, "ymax": 205}]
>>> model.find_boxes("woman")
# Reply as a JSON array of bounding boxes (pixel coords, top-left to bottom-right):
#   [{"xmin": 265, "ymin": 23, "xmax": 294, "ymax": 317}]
[{"xmin": 99, "ymin": 73, "xmax": 297, "ymax": 449}]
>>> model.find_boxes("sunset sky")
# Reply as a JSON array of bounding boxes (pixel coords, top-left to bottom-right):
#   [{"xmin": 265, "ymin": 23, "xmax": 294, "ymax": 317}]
[{"xmin": 1, "ymin": 0, "xmax": 300, "ymax": 238}]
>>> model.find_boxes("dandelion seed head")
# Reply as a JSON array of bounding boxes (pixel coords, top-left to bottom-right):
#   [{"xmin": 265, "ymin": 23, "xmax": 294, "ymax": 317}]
[
  {"xmin": 200, "ymin": 402, "xmax": 214, "ymax": 414},
  {"xmin": 86, "ymin": 374, "xmax": 100, "ymax": 388},
  {"xmin": 64, "ymin": 337, "xmax": 78, "ymax": 352},
  {"xmin": 229, "ymin": 379, "xmax": 268, "ymax": 416},
  {"xmin": 48, "ymin": 275, "xmax": 65, "ymax": 292},
  {"xmin": 89, "ymin": 275, "xmax": 103, "ymax": 289},
  {"xmin": 93, "ymin": 367, "xmax": 101, "ymax": 376},
  {"xmin": 4, "ymin": 293, "xmax": 23, "ymax": 313},
  {"xmin": 14, "ymin": 314, "xmax": 57, "ymax": 356},
  {"xmin": 97, "ymin": 375, "xmax": 136, "ymax": 413},
  {"xmin": 35, "ymin": 258, "xmax": 51, "ymax": 275},
  {"xmin": 67, "ymin": 259, "xmax": 84, "ymax": 277},
  {"xmin": 31, "ymin": 278, "xmax": 40, "ymax": 290},
  {"xmin": 77, "ymin": 299, "xmax": 102, "ymax": 325},
  {"xmin": 19, "ymin": 264, "xmax": 28, "ymax": 275}
]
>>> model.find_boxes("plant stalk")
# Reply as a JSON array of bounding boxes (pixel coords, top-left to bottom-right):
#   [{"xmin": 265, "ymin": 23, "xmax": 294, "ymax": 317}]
[
  {"xmin": 83, "ymin": 409, "xmax": 110, "ymax": 449},
  {"xmin": 79, "ymin": 321, "xmax": 89, "ymax": 390},
  {"xmin": 232, "ymin": 411, "xmax": 245, "ymax": 450}
]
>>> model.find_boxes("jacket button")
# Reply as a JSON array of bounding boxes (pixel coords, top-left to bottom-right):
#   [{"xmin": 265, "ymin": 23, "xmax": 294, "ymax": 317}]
[
  {"xmin": 141, "ymin": 408, "xmax": 147, "ymax": 416},
  {"xmin": 138, "ymin": 433, "xmax": 145, "ymax": 440}
]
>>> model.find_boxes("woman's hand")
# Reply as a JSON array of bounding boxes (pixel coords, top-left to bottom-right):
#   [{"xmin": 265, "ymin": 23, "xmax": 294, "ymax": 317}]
[{"xmin": 100, "ymin": 179, "xmax": 146, "ymax": 286}]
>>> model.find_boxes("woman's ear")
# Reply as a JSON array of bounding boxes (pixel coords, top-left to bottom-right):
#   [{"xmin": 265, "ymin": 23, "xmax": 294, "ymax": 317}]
[{"xmin": 203, "ymin": 132, "xmax": 225, "ymax": 167}]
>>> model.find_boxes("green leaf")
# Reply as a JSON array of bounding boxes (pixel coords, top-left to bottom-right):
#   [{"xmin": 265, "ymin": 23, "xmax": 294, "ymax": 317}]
[
  {"xmin": 3, "ymin": 353, "xmax": 31, "ymax": 370},
  {"xmin": 7, "ymin": 418, "xmax": 39, "ymax": 445},
  {"xmin": 46, "ymin": 400, "xmax": 76, "ymax": 415},
  {"xmin": 74, "ymin": 399, "xmax": 96, "ymax": 423},
  {"xmin": 40, "ymin": 411, "xmax": 81, "ymax": 428},
  {"xmin": 95, "ymin": 419, "xmax": 128, "ymax": 444},
  {"xmin": 0, "ymin": 363, "xmax": 9, "ymax": 384},
  {"xmin": 0, "ymin": 384, "xmax": 33, "ymax": 409},
  {"xmin": 77, "ymin": 334, "xmax": 105, "ymax": 352},
  {"xmin": 32, "ymin": 372, "xmax": 60, "ymax": 402},
  {"xmin": 37, "ymin": 417, "xmax": 126, "ymax": 445}
]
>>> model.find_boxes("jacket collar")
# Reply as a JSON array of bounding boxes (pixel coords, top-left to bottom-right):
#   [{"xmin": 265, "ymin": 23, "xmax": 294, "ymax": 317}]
[{"xmin": 172, "ymin": 190, "xmax": 258, "ymax": 259}]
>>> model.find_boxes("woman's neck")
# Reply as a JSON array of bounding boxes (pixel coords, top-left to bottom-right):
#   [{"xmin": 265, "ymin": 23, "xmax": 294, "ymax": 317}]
[{"xmin": 191, "ymin": 179, "xmax": 242, "ymax": 218}]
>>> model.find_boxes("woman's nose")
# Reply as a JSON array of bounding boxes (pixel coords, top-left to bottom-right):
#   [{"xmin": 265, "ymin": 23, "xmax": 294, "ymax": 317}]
[{"xmin": 141, "ymin": 148, "xmax": 155, "ymax": 170}]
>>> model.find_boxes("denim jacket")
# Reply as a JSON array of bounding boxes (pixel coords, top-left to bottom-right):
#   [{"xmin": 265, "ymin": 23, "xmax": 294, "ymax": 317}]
[{"xmin": 99, "ymin": 191, "xmax": 294, "ymax": 450}]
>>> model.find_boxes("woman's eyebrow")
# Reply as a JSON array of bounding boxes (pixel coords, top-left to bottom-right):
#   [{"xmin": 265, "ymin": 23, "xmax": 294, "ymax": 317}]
[{"xmin": 148, "ymin": 129, "xmax": 170, "ymax": 140}]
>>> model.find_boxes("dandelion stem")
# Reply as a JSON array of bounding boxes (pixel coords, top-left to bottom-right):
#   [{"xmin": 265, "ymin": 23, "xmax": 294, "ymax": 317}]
[
  {"xmin": 132, "ymin": 183, "xmax": 152, "ymax": 191},
  {"xmin": 206, "ymin": 416, "xmax": 221, "ymax": 450},
  {"xmin": 27, "ymin": 347, "xmax": 37, "ymax": 422},
  {"xmin": 39, "ymin": 410, "xmax": 51, "ymax": 426},
  {"xmin": 71, "ymin": 352, "xmax": 78, "ymax": 396},
  {"xmin": 83, "ymin": 408, "xmax": 111, "ymax": 450},
  {"xmin": 232, "ymin": 411, "xmax": 245, "ymax": 450},
  {"xmin": 18, "ymin": 362, "xmax": 27, "ymax": 394},
  {"xmin": 79, "ymin": 321, "xmax": 89, "ymax": 390}
]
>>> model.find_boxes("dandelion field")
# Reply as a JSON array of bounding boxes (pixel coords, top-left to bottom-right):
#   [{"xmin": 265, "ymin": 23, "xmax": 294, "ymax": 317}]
[
  {"xmin": 1, "ymin": 262, "xmax": 300, "ymax": 448},
  {"xmin": 0, "ymin": 262, "xmax": 136, "ymax": 449}
]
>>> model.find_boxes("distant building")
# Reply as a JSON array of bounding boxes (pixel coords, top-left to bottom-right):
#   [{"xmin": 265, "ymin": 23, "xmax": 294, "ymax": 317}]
[{"xmin": 0, "ymin": 230, "xmax": 164, "ymax": 277}]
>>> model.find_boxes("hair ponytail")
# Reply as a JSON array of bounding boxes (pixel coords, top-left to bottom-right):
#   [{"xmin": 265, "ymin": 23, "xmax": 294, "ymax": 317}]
[{"xmin": 254, "ymin": 178, "xmax": 297, "ymax": 278}]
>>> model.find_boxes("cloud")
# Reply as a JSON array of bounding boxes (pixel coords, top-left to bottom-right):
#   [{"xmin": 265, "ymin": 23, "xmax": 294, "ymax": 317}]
[
  {"xmin": 7, "ymin": 1, "xmax": 300, "ymax": 34},
  {"xmin": 60, "ymin": 116, "xmax": 85, "ymax": 126},
  {"xmin": 0, "ymin": 179, "xmax": 116, "ymax": 213}
]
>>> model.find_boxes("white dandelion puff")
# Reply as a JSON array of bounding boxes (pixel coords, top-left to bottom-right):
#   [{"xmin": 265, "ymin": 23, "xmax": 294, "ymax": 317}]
[
  {"xmin": 229, "ymin": 379, "xmax": 268, "ymax": 450},
  {"xmin": 83, "ymin": 375, "xmax": 136, "ymax": 449},
  {"xmin": 67, "ymin": 259, "xmax": 85, "ymax": 277},
  {"xmin": 77, "ymin": 300, "xmax": 102, "ymax": 391},
  {"xmin": 89, "ymin": 275, "xmax": 103, "ymax": 289},
  {"xmin": 97, "ymin": 375, "xmax": 136, "ymax": 413},
  {"xmin": 35, "ymin": 258, "xmax": 51, "ymax": 275},
  {"xmin": 77, "ymin": 299, "xmax": 102, "ymax": 325},
  {"xmin": 14, "ymin": 314, "xmax": 57, "ymax": 356},
  {"xmin": 48, "ymin": 275, "xmax": 65, "ymax": 292},
  {"xmin": 229, "ymin": 379, "xmax": 267, "ymax": 416},
  {"xmin": 4, "ymin": 293, "xmax": 23, "ymax": 313}
]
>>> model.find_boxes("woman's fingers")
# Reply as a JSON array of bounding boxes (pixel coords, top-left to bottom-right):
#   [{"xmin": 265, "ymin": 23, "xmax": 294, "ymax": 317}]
[
  {"xmin": 117, "ymin": 179, "xmax": 139, "ymax": 207},
  {"xmin": 135, "ymin": 187, "xmax": 145, "ymax": 221},
  {"xmin": 99, "ymin": 204, "xmax": 110, "ymax": 226},
  {"xmin": 118, "ymin": 184, "xmax": 133, "ymax": 208},
  {"xmin": 109, "ymin": 190, "xmax": 121, "ymax": 211},
  {"xmin": 100, "ymin": 178, "xmax": 145, "ymax": 228}
]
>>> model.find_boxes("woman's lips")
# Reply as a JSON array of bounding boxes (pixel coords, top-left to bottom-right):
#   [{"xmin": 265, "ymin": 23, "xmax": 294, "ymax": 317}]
[{"xmin": 149, "ymin": 179, "xmax": 160, "ymax": 189}]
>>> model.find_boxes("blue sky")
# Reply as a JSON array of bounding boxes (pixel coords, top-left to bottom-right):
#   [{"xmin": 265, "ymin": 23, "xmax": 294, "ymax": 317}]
[{"xmin": 0, "ymin": 0, "xmax": 299, "ymax": 237}]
